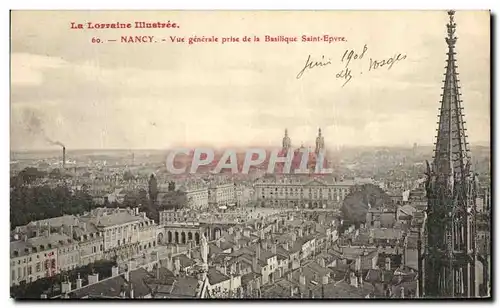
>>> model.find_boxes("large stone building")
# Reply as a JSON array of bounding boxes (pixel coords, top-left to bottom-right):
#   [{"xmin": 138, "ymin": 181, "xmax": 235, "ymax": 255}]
[
  {"xmin": 253, "ymin": 175, "xmax": 374, "ymax": 208},
  {"xmin": 10, "ymin": 208, "xmax": 160, "ymax": 287},
  {"xmin": 208, "ymin": 178, "xmax": 236, "ymax": 207},
  {"xmin": 178, "ymin": 179, "xmax": 209, "ymax": 210}
]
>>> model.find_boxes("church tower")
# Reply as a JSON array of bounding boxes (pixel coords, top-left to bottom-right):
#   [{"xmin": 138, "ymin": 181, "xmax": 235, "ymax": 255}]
[
  {"xmin": 315, "ymin": 128, "xmax": 325, "ymax": 155},
  {"xmin": 282, "ymin": 128, "xmax": 291, "ymax": 151},
  {"xmin": 424, "ymin": 11, "xmax": 478, "ymax": 298}
]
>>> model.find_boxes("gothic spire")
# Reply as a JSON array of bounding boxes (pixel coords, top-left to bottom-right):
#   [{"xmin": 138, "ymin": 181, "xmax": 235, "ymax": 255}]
[{"xmin": 432, "ymin": 10, "xmax": 470, "ymax": 184}]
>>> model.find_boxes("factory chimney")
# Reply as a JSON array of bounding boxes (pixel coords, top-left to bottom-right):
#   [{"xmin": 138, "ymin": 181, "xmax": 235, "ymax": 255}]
[{"xmin": 63, "ymin": 146, "xmax": 66, "ymax": 169}]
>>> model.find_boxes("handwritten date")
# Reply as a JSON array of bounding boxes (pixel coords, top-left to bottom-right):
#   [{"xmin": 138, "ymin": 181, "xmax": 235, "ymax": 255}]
[{"xmin": 296, "ymin": 44, "xmax": 407, "ymax": 87}]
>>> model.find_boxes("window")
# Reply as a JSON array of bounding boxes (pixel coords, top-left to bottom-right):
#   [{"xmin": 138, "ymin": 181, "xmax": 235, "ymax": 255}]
[
  {"xmin": 117, "ymin": 240, "xmax": 120, "ymax": 246},
  {"xmin": 100, "ymin": 244, "xmax": 103, "ymax": 251},
  {"xmin": 11, "ymin": 270, "xmax": 15, "ymax": 281},
  {"xmin": 36, "ymin": 262, "xmax": 41, "ymax": 272},
  {"xmin": 27, "ymin": 266, "xmax": 32, "ymax": 275}
]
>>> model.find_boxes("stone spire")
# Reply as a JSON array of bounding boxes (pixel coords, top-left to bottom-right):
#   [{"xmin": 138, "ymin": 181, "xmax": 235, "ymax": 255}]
[
  {"xmin": 315, "ymin": 128, "xmax": 325, "ymax": 154},
  {"xmin": 431, "ymin": 10, "xmax": 470, "ymax": 186},
  {"xmin": 424, "ymin": 10, "xmax": 478, "ymax": 298},
  {"xmin": 282, "ymin": 128, "xmax": 291, "ymax": 150}
]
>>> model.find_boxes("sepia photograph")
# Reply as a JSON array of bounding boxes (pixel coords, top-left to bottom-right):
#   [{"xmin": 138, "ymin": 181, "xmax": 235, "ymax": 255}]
[{"xmin": 9, "ymin": 10, "xmax": 491, "ymax": 299}]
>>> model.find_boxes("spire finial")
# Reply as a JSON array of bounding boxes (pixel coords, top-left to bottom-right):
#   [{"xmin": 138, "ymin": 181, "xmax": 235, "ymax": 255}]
[
  {"xmin": 446, "ymin": 10, "xmax": 457, "ymax": 47},
  {"xmin": 285, "ymin": 128, "xmax": 288, "ymax": 137},
  {"xmin": 318, "ymin": 128, "xmax": 322, "ymax": 136}
]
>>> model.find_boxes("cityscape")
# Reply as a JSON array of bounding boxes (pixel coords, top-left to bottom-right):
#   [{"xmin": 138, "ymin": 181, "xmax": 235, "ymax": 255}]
[{"xmin": 9, "ymin": 11, "xmax": 491, "ymax": 299}]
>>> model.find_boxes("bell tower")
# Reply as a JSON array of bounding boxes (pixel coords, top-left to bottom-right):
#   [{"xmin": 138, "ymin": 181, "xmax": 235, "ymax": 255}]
[
  {"xmin": 315, "ymin": 128, "xmax": 325, "ymax": 155},
  {"xmin": 282, "ymin": 128, "xmax": 291, "ymax": 151}
]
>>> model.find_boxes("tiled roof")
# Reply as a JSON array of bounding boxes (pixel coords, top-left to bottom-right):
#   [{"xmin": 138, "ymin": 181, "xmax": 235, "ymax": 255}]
[{"xmin": 207, "ymin": 267, "xmax": 230, "ymax": 285}]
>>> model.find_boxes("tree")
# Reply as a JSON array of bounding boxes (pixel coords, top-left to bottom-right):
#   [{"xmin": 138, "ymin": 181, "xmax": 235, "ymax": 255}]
[
  {"xmin": 10, "ymin": 170, "xmax": 100, "ymax": 230},
  {"xmin": 340, "ymin": 184, "xmax": 394, "ymax": 227},
  {"xmin": 123, "ymin": 170, "xmax": 135, "ymax": 182}
]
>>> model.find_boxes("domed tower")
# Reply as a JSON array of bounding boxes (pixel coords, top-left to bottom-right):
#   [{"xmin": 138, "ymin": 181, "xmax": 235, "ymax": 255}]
[{"xmin": 282, "ymin": 129, "xmax": 291, "ymax": 152}]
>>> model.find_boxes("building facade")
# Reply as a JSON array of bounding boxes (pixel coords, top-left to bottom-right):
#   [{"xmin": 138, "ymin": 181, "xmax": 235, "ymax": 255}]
[
  {"xmin": 253, "ymin": 176, "xmax": 371, "ymax": 208},
  {"xmin": 10, "ymin": 207, "xmax": 160, "ymax": 287}
]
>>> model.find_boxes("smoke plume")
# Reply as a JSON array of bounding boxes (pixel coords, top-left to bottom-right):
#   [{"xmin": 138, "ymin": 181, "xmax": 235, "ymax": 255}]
[{"xmin": 23, "ymin": 108, "xmax": 65, "ymax": 147}]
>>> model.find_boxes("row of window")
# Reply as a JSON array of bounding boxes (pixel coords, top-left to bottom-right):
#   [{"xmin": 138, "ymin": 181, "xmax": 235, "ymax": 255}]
[{"xmin": 258, "ymin": 187, "xmax": 348, "ymax": 193}]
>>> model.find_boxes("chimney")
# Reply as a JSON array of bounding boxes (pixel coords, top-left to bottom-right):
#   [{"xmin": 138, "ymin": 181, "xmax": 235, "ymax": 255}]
[
  {"xmin": 349, "ymin": 272, "xmax": 358, "ymax": 288},
  {"xmin": 358, "ymin": 274, "xmax": 364, "ymax": 286},
  {"xmin": 76, "ymin": 273, "xmax": 83, "ymax": 289},
  {"xmin": 166, "ymin": 254, "xmax": 174, "ymax": 271},
  {"xmin": 308, "ymin": 289, "xmax": 314, "ymax": 299},
  {"xmin": 112, "ymin": 266, "xmax": 119, "ymax": 277},
  {"xmin": 174, "ymin": 258, "xmax": 181, "ymax": 276},
  {"xmin": 385, "ymin": 257, "xmax": 391, "ymax": 271},
  {"xmin": 272, "ymin": 243, "xmax": 277, "ymax": 254},
  {"xmin": 61, "ymin": 281, "xmax": 71, "ymax": 294},
  {"xmin": 130, "ymin": 283, "xmax": 134, "ymax": 299},
  {"xmin": 299, "ymin": 270, "xmax": 306, "ymax": 286},
  {"xmin": 290, "ymin": 286, "xmax": 294, "ymax": 297},
  {"xmin": 318, "ymin": 258, "xmax": 325, "ymax": 268},
  {"xmin": 298, "ymin": 229, "xmax": 303, "ymax": 238},
  {"xmin": 252, "ymin": 256, "xmax": 258, "ymax": 273},
  {"xmin": 322, "ymin": 275, "xmax": 328, "ymax": 285},
  {"xmin": 287, "ymin": 271, "xmax": 292, "ymax": 281},
  {"xmin": 291, "ymin": 233, "xmax": 297, "ymax": 242},
  {"xmin": 62, "ymin": 146, "xmax": 66, "ymax": 169},
  {"xmin": 355, "ymin": 256, "xmax": 361, "ymax": 272},
  {"xmin": 282, "ymin": 242, "xmax": 289, "ymax": 251},
  {"xmin": 256, "ymin": 243, "xmax": 261, "ymax": 260},
  {"xmin": 400, "ymin": 286, "xmax": 405, "ymax": 299},
  {"xmin": 88, "ymin": 273, "xmax": 99, "ymax": 285}
]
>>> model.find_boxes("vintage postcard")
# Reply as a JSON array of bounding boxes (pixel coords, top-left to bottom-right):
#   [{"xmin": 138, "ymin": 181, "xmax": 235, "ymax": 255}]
[{"xmin": 10, "ymin": 10, "xmax": 491, "ymax": 299}]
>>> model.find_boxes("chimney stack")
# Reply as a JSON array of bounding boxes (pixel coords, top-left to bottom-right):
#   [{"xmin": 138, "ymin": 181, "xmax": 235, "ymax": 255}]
[
  {"xmin": 112, "ymin": 266, "xmax": 119, "ymax": 277},
  {"xmin": 88, "ymin": 273, "xmax": 99, "ymax": 285},
  {"xmin": 349, "ymin": 272, "xmax": 358, "ymax": 288},
  {"xmin": 76, "ymin": 273, "xmax": 83, "ymax": 289},
  {"xmin": 252, "ymin": 256, "xmax": 258, "ymax": 273},
  {"xmin": 61, "ymin": 280, "xmax": 71, "ymax": 294},
  {"xmin": 62, "ymin": 146, "xmax": 66, "ymax": 169},
  {"xmin": 299, "ymin": 269, "xmax": 306, "ymax": 286},
  {"xmin": 322, "ymin": 275, "xmax": 328, "ymax": 285},
  {"xmin": 385, "ymin": 257, "xmax": 391, "ymax": 271}
]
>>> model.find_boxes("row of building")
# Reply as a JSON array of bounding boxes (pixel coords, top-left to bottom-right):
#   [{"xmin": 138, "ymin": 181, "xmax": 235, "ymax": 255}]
[
  {"xmin": 10, "ymin": 207, "xmax": 159, "ymax": 287},
  {"xmin": 157, "ymin": 176, "xmax": 254, "ymax": 210},
  {"xmin": 44, "ymin": 201, "xmax": 425, "ymax": 299}
]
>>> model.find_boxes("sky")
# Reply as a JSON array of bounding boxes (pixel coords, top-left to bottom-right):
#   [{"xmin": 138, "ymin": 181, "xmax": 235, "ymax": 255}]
[{"xmin": 10, "ymin": 11, "xmax": 490, "ymax": 150}]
